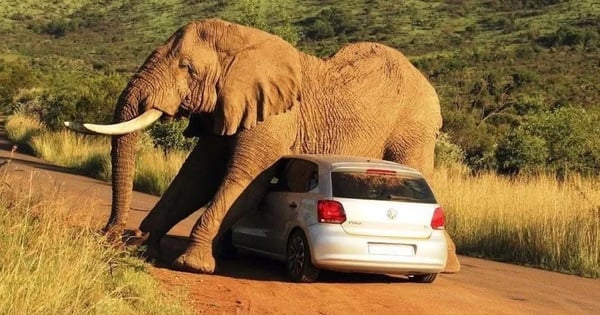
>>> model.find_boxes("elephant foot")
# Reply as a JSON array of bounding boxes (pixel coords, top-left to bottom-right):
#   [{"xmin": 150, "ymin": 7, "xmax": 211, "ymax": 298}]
[
  {"xmin": 443, "ymin": 252, "xmax": 461, "ymax": 274},
  {"xmin": 122, "ymin": 229, "xmax": 150, "ymax": 247},
  {"xmin": 103, "ymin": 224, "xmax": 126, "ymax": 243},
  {"xmin": 119, "ymin": 229, "xmax": 164, "ymax": 262},
  {"xmin": 172, "ymin": 245, "xmax": 215, "ymax": 274}
]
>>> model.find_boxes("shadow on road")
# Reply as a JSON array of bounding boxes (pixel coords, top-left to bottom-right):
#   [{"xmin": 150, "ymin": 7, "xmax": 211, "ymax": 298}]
[{"xmin": 153, "ymin": 234, "xmax": 408, "ymax": 284}]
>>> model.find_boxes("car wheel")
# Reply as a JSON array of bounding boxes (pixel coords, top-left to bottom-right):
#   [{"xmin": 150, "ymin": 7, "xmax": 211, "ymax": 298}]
[
  {"xmin": 286, "ymin": 230, "xmax": 319, "ymax": 283},
  {"xmin": 410, "ymin": 273, "xmax": 438, "ymax": 283}
]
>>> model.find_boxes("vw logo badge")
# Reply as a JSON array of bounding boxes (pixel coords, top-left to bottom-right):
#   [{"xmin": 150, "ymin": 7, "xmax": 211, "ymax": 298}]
[{"xmin": 386, "ymin": 208, "xmax": 398, "ymax": 220}]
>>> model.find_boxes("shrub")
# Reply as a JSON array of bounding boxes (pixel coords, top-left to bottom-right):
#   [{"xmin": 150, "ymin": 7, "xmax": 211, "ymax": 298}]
[
  {"xmin": 496, "ymin": 131, "xmax": 548, "ymax": 174},
  {"xmin": 302, "ymin": 6, "xmax": 358, "ymax": 40},
  {"xmin": 147, "ymin": 120, "xmax": 197, "ymax": 153},
  {"xmin": 0, "ymin": 61, "xmax": 40, "ymax": 111},
  {"xmin": 496, "ymin": 107, "xmax": 600, "ymax": 176},
  {"xmin": 538, "ymin": 26, "xmax": 600, "ymax": 48},
  {"xmin": 306, "ymin": 19, "xmax": 335, "ymax": 40},
  {"xmin": 435, "ymin": 132, "xmax": 464, "ymax": 167}
]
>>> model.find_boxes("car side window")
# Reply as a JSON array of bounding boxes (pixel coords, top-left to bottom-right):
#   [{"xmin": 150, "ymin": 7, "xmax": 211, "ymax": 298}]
[{"xmin": 269, "ymin": 158, "xmax": 318, "ymax": 193}]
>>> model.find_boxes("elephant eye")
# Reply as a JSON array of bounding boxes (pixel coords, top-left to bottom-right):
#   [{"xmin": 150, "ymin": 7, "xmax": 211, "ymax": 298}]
[{"xmin": 179, "ymin": 58, "xmax": 192, "ymax": 70}]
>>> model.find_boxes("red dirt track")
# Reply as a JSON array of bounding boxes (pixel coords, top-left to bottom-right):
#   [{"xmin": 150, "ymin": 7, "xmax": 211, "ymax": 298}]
[{"xmin": 1, "ymin": 135, "xmax": 598, "ymax": 315}]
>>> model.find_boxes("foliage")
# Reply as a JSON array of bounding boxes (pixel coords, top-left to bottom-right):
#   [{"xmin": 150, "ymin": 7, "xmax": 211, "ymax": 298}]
[
  {"xmin": 434, "ymin": 132, "xmax": 464, "ymax": 167},
  {"xmin": 497, "ymin": 107, "xmax": 600, "ymax": 176},
  {"xmin": 224, "ymin": 0, "xmax": 301, "ymax": 45},
  {"xmin": 303, "ymin": 7, "xmax": 358, "ymax": 41},
  {"xmin": 148, "ymin": 119, "xmax": 197, "ymax": 153},
  {"xmin": 495, "ymin": 131, "xmax": 547, "ymax": 175},
  {"xmin": 538, "ymin": 25, "xmax": 600, "ymax": 48}
]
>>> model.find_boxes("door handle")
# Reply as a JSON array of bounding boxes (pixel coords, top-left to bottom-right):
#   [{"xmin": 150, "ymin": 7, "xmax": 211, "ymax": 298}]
[{"xmin": 289, "ymin": 202, "xmax": 298, "ymax": 209}]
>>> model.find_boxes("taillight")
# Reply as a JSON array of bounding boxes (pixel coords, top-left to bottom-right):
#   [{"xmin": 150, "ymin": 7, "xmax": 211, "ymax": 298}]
[
  {"xmin": 431, "ymin": 207, "xmax": 445, "ymax": 230},
  {"xmin": 317, "ymin": 200, "xmax": 346, "ymax": 224}
]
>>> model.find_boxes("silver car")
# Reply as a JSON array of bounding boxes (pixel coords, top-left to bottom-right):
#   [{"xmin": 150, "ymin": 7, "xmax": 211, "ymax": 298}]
[{"xmin": 231, "ymin": 154, "xmax": 448, "ymax": 283}]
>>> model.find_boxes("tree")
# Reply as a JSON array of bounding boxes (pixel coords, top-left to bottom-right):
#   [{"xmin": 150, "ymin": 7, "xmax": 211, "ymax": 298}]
[{"xmin": 496, "ymin": 107, "xmax": 600, "ymax": 176}]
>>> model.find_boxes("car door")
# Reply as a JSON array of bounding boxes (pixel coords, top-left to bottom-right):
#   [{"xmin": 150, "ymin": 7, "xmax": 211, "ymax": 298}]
[{"xmin": 232, "ymin": 158, "xmax": 319, "ymax": 257}]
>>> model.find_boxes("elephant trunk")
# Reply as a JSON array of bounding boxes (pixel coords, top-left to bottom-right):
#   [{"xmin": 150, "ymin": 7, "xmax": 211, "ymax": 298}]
[{"xmin": 103, "ymin": 88, "xmax": 144, "ymax": 238}]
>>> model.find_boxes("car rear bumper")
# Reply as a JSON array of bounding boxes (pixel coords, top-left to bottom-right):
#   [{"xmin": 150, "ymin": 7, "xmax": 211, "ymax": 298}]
[{"xmin": 307, "ymin": 224, "xmax": 447, "ymax": 275}]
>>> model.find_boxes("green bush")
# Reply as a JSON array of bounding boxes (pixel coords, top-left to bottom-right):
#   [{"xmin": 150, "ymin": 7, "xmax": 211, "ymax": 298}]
[
  {"xmin": 496, "ymin": 131, "xmax": 548, "ymax": 174},
  {"xmin": 302, "ymin": 7, "xmax": 358, "ymax": 40},
  {"xmin": 435, "ymin": 132, "xmax": 464, "ymax": 167},
  {"xmin": 496, "ymin": 107, "xmax": 600, "ymax": 176},
  {"xmin": 0, "ymin": 61, "xmax": 40, "ymax": 111},
  {"xmin": 306, "ymin": 19, "xmax": 335, "ymax": 40},
  {"xmin": 539, "ymin": 26, "xmax": 600, "ymax": 48},
  {"xmin": 148, "ymin": 120, "xmax": 197, "ymax": 153}
]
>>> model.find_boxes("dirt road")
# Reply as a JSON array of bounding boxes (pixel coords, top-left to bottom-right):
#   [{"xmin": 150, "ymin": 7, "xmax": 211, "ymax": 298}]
[{"xmin": 1, "ymin": 138, "xmax": 598, "ymax": 315}]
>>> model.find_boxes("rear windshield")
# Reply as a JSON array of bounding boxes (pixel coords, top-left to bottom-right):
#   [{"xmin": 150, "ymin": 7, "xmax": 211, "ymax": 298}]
[{"xmin": 331, "ymin": 170, "xmax": 437, "ymax": 203}]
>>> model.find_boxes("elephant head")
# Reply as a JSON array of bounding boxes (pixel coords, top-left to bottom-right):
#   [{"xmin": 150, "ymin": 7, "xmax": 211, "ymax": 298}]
[{"xmin": 65, "ymin": 19, "xmax": 302, "ymax": 235}]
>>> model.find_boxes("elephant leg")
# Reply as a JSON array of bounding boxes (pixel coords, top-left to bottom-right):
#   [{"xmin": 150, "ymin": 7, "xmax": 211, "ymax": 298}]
[
  {"xmin": 172, "ymin": 155, "xmax": 284, "ymax": 273},
  {"xmin": 383, "ymin": 127, "xmax": 435, "ymax": 179},
  {"xmin": 384, "ymin": 129, "xmax": 461, "ymax": 273},
  {"xmin": 138, "ymin": 135, "xmax": 231, "ymax": 256},
  {"xmin": 173, "ymin": 122, "xmax": 295, "ymax": 273}
]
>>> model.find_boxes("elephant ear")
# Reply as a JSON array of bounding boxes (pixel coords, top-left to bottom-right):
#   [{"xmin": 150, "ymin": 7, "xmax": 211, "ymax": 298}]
[{"xmin": 212, "ymin": 24, "xmax": 302, "ymax": 135}]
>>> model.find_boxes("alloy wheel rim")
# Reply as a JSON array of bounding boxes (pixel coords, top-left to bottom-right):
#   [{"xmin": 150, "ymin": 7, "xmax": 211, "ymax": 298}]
[{"xmin": 288, "ymin": 236, "xmax": 305, "ymax": 277}]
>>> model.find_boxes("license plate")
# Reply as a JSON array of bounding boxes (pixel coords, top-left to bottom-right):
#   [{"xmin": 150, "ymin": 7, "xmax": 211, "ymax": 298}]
[{"xmin": 368, "ymin": 243, "xmax": 415, "ymax": 256}]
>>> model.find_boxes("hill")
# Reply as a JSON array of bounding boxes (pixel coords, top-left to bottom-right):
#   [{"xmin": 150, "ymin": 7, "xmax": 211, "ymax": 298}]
[{"xmin": 1, "ymin": 0, "xmax": 599, "ymax": 175}]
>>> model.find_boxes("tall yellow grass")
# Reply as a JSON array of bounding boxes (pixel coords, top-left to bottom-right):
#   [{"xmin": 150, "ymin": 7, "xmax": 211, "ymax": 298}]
[
  {"xmin": 432, "ymin": 165, "xmax": 600, "ymax": 277},
  {"xmin": 4, "ymin": 113, "xmax": 43, "ymax": 144},
  {"xmin": 5, "ymin": 114, "xmax": 188, "ymax": 194},
  {"xmin": 135, "ymin": 149, "xmax": 189, "ymax": 195},
  {"xmin": 30, "ymin": 130, "xmax": 112, "ymax": 176},
  {"xmin": 0, "ymin": 172, "xmax": 190, "ymax": 314}
]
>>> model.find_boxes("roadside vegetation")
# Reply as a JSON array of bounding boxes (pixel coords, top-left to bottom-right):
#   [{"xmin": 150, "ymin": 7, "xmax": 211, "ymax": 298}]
[
  {"xmin": 5, "ymin": 113, "xmax": 188, "ymax": 195},
  {"xmin": 432, "ymin": 165, "xmax": 600, "ymax": 278},
  {"xmin": 1, "ymin": 0, "xmax": 598, "ymax": 279},
  {"xmin": 6, "ymin": 114, "xmax": 599, "ymax": 277},
  {"xmin": 0, "ymin": 167, "xmax": 190, "ymax": 314}
]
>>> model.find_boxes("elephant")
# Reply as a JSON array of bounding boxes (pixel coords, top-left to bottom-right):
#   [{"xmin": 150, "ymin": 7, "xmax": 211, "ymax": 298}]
[{"xmin": 65, "ymin": 18, "xmax": 460, "ymax": 274}]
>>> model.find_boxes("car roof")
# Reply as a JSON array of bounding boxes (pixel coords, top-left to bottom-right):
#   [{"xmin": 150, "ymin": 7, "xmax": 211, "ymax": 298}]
[{"xmin": 281, "ymin": 154, "xmax": 422, "ymax": 175}]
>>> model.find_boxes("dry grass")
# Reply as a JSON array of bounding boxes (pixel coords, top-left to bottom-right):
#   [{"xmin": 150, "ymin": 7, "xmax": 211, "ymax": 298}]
[
  {"xmin": 4, "ymin": 113, "xmax": 43, "ymax": 146},
  {"xmin": 0, "ymin": 168, "xmax": 190, "ymax": 315},
  {"xmin": 135, "ymin": 149, "xmax": 189, "ymax": 195},
  {"xmin": 30, "ymin": 130, "xmax": 112, "ymax": 176},
  {"xmin": 432, "ymin": 165, "xmax": 600, "ymax": 277},
  {"xmin": 5, "ymin": 113, "xmax": 188, "ymax": 194}
]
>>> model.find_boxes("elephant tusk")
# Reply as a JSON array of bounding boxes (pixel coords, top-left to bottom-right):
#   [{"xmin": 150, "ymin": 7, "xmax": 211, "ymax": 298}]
[
  {"xmin": 63, "ymin": 121, "xmax": 96, "ymax": 134},
  {"xmin": 64, "ymin": 109, "xmax": 163, "ymax": 136}
]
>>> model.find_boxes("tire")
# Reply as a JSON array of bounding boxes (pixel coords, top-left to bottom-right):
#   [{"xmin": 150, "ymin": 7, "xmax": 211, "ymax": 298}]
[
  {"xmin": 410, "ymin": 273, "xmax": 438, "ymax": 283},
  {"xmin": 286, "ymin": 230, "xmax": 320, "ymax": 283}
]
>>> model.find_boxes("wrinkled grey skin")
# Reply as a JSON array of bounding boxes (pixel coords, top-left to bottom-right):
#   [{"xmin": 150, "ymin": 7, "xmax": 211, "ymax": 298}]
[{"xmin": 87, "ymin": 19, "xmax": 459, "ymax": 273}]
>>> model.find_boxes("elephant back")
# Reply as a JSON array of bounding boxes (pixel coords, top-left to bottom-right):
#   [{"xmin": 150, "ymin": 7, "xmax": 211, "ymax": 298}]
[{"xmin": 324, "ymin": 42, "xmax": 436, "ymax": 111}]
